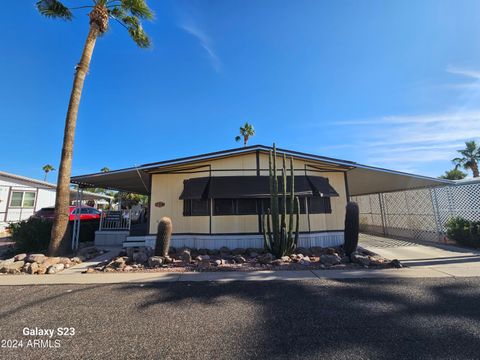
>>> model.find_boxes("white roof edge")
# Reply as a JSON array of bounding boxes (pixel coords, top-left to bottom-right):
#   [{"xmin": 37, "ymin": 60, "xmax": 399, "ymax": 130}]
[
  {"xmin": 70, "ymin": 145, "xmax": 453, "ymax": 186},
  {"xmin": 0, "ymin": 170, "xmax": 57, "ymax": 189}
]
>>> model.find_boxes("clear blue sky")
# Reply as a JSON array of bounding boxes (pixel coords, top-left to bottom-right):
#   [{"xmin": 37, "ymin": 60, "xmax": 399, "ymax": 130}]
[{"xmin": 1, "ymin": 0, "xmax": 480, "ymax": 181}]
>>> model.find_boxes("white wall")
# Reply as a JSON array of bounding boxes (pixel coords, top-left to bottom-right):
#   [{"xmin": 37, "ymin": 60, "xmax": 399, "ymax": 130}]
[{"xmin": 0, "ymin": 175, "xmax": 57, "ymax": 232}]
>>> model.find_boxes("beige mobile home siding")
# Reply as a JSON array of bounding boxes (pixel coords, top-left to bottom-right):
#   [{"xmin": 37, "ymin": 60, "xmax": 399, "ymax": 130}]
[{"xmin": 149, "ymin": 152, "xmax": 347, "ymax": 234}]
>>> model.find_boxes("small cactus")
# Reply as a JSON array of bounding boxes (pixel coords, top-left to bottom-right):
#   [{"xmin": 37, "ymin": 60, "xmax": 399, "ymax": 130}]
[
  {"xmin": 155, "ymin": 217, "xmax": 172, "ymax": 257},
  {"xmin": 344, "ymin": 202, "xmax": 359, "ymax": 256}
]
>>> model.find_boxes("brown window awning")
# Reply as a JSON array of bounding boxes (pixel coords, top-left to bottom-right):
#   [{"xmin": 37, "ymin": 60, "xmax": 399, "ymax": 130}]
[
  {"xmin": 179, "ymin": 176, "xmax": 338, "ymax": 199},
  {"xmin": 179, "ymin": 177, "xmax": 210, "ymax": 200},
  {"xmin": 307, "ymin": 176, "xmax": 339, "ymax": 197}
]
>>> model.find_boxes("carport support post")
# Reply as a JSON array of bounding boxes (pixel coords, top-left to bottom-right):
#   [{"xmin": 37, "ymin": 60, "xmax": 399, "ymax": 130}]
[
  {"xmin": 75, "ymin": 188, "xmax": 83, "ymax": 250},
  {"xmin": 71, "ymin": 186, "xmax": 80, "ymax": 251},
  {"xmin": 379, "ymin": 193, "xmax": 387, "ymax": 236}
]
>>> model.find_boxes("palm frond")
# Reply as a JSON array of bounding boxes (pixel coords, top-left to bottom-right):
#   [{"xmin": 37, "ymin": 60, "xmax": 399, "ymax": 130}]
[
  {"xmin": 36, "ymin": 0, "xmax": 73, "ymax": 20},
  {"xmin": 121, "ymin": 0, "xmax": 154, "ymax": 19},
  {"xmin": 128, "ymin": 25, "xmax": 151, "ymax": 48},
  {"xmin": 235, "ymin": 136, "xmax": 241, "ymax": 142}
]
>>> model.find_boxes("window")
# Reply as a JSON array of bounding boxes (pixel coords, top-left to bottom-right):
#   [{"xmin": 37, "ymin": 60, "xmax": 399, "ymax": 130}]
[
  {"xmin": 262, "ymin": 198, "xmax": 307, "ymax": 214},
  {"xmin": 183, "ymin": 199, "xmax": 210, "ymax": 216},
  {"xmin": 237, "ymin": 199, "xmax": 258, "ymax": 215},
  {"xmin": 9, "ymin": 191, "xmax": 36, "ymax": 208},
  {"xmin": 214, "ymin": 199, "xmax": 235, "ymax": 215},
  {"xmin": 308, "ymin": 197, "xmax": 332, "ymax": 214}
]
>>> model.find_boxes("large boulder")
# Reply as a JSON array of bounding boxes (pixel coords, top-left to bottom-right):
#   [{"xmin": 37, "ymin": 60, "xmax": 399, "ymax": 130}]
[
  {"xmin": 41, "ymin": 257, "xmax": 61, "ymax": 269},
  {"xmin": 28, "ymin": 262, "xmax": 39, "ymax": 274},
  {"xmin": 233, "ymin": 255, "xmax": 246, "ymax": 264},
  {"xmin": 14, "ymin": 253, "xmax": 27, "ymax": 262},
  {"xmin": 196, "ymin": 255, "xmax": 210, "ymax": 262},
  {"xmin": 320, "ymin": 254, "xmax": 342, "ymax": 267},
  {"xmin": 351, "ymin": 252, "xmax": 371, "ymax": 266},
  {"xmin": 25, "ymin": 254, "xmax": 46, "ymax": 264},
  {"xmin": 113, "ymin": 257, "xmax": 127, "ymax": 269}
]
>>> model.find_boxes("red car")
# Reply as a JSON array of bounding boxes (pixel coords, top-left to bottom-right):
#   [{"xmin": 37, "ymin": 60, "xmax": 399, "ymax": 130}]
[{"xmin": 31, "ymin": 206, "xmax": 103, "ymax": 221}]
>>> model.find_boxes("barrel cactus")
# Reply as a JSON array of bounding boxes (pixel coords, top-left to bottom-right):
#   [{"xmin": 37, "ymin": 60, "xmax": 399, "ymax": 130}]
[
  {"xmin": 155, "ymin": 217, "xmax": 173, "ymax": 257},
  {"xmin": 344, "ymin": 202, "xmax": 359, "ymax": 256}
]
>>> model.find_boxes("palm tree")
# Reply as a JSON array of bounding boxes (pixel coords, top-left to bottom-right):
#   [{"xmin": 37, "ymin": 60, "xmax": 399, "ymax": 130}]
[
  {"xmin": 100, "ymin": 167, "xmax": 110, "ymax": 173},
  {"xmin": 452, "ymin": 141, "xmax": 480, "ymax": 178},
  {"xmin": 235, "ymin": 122, "xmax": 255, "ymax": 146},
  {"xmin": 42, "ymin": 164, "xmax": 55, "ymax": 181},
  {"xmin": 439, "ymin": 168, "xmax": 467, "ymax": 180},
  {"xmin": 37, "ymin": 0, "xmax": 154, "ymax": 256}
]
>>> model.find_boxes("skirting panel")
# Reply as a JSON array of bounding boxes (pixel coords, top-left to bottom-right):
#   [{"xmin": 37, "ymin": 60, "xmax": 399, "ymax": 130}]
[
  {"xmin": 95, "ymin": 231, "xmax": 130, "ymax": 246},
  {"xmin": 124, "ymin": 232, "xmax": 344, "ymax": 250}
]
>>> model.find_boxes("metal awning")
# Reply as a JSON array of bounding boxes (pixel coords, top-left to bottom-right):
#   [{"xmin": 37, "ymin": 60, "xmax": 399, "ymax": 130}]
[
  {"xmin": 179, "ymin": 178, "xmax": 210, "ymax": 200},
  {"xmin": 179, "ymin": 176, "xmax": 338, "ymax": 199},
  {"xmin": 70, "ymin": 145, "xmax": 453, "ymax": 196}
]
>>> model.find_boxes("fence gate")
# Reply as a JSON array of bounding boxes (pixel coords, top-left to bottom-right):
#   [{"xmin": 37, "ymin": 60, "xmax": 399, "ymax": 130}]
[{"xmin": 351, "ymin": 181, "xmax": 480, "ymax": 243}]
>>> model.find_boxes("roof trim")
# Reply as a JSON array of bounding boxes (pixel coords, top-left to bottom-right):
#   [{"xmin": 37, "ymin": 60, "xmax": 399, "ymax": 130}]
[
  {"xmin": 71, "ymin": 144, "xmax": 453, "ymax": 187},
  {"xmin": 0, "ymin": 170, "xmax": 57, "ymax": 189}
]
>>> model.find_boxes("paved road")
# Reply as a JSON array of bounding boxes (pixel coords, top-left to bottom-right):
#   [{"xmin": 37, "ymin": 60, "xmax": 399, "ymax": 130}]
[{"xmin": 1, "ymin": 278, "xmax": 480, "ymax": 359}]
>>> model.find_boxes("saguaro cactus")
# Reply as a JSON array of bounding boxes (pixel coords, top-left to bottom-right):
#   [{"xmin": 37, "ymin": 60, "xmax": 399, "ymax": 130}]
[
  {"xmin": 155, "ymin": 217, "xmax": 173, "ymax": 257},
  {"xmin": 262, "ymin": 144, "xmax": 300, "ymax": 257},
  {"xmin": 344, "ymin": 202, "xmax": 359, "ymax": 256}
]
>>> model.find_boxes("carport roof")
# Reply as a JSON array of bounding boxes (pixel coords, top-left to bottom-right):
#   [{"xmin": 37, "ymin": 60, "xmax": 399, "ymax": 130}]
[{"xmin": 70, "ymin": 145, "xmax": 453, "ymax": 196}]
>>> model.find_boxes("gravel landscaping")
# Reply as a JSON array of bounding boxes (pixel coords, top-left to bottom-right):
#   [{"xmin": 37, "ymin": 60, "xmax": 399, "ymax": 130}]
[
  {"xmin": 85, "ymin": 246, "xmax": 403, "ymax": 273},
  {"xmin": 0, "ymin": 246, "xmax": 104, "ymax": 275}
]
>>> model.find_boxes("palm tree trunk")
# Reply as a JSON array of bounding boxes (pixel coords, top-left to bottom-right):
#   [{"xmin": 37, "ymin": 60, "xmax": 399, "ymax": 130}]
[
  {"xmin": 472, "ymin": 161, "xmax": 479, "ymax": 178},
  {"xmin": 44, "ymin": 173, "xmax": 47, "ymax": 181},
  {"xmin": 48, "ymin": 25, "xmax": 100, "ymax": 256}
]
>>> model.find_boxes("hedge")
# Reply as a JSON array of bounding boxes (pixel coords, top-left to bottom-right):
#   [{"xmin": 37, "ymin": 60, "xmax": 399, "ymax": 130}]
[
  {"xmin": 445, "ymin": 217, "xmax": 480, "ymax": 248},
  {"xmin": 8, "ymin": 218, "xmax": 99, "ymax": 253}
]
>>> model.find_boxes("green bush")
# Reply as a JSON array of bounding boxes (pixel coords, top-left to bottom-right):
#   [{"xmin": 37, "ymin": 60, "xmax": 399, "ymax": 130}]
[
  {"xmin": 445, "ymin": 217, "xmax": 480, "ymax": 248},
  {"xmin": 8, "ymin": 218, "xmax": 99, "ymax": 253}
]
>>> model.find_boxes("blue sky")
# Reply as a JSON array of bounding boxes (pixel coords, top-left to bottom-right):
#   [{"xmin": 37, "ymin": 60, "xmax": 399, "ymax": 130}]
[{"xmin": 1, "ymin": 0, "xmax": 480, "ymax": 182}]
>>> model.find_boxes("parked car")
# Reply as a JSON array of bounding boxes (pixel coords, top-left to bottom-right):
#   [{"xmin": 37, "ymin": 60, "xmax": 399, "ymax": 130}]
[{"xmin": 31, "ymin": 206, "xmax": 103, "ymax": 221}]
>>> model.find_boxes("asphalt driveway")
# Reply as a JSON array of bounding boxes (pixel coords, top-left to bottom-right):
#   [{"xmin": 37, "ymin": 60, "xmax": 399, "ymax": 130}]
[{"xmin": 1, "ymin": 278, "xmax": 480, "ymax": 359}]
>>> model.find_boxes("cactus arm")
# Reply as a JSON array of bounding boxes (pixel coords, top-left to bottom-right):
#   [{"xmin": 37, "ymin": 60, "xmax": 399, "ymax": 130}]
[
  {"xmin": 294, "ymin": 196, "xmax": 300, "ymax": 247},
  {"xmin": 271, "ymin": 145, "xmax": 279, "ymax": 245},
  {"xmin": 288, "ymin": 157, "xmax": 295, "ymax": 242}
]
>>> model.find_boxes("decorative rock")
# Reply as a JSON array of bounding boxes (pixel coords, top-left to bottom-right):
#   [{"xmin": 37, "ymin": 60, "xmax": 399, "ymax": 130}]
[
  {"xmin": 179, "ymin": 249, "xmax": 192, "ymax": 263},
  {"xmin": 219, "ymin": 247, "xmax": 231, "ymax": 255},
  {"xmin": 22, "ymin": 263, "xmax": 31, "ymax": 273},
  {"xmin": 0, "ymin": 258, "xmax": 15, "ymax": 267},
  {"xmin": 71, "ymin": 257, "xmax": 82, "ymax": 264},
  {"xmin": 214, "ymin": 260, "xmax": 222, "ymax": 266},
  {"xmin": 0, "ymin": 261, "xmax": 25, "ymax": 274},
  {"xmin": 205, "ymin": 249, "xmax": 218, "ymax": 256},
  {"xmin": 25, "ymin": 254, "xmax": 46, "ymax": 264},
  {"xmin": 148, "ymin": 256, "xmax": 164, "ymax": 268},
  {"xmin": 132, "ymin": 252, "xmax": 148, "ymax": 264},
  {"xmin": 310, "ymin": 247, "xmax": 323, "ymax": 255},
  {"xmin": 296, "ymin": 247, "xmax": 311, "ymax": 256},
  {"xmin": 15, "ymin": 253, "xmax": 27, "ymax": 262},
  {"xmin": 320, "ymin": 254, "xmax": 342, "ymax": 266},
  {"xmin": 325, "ymin": 248, "xmax": 337, "ymax": 255},
  {"xmin": 196, "ymin": 255, "xmax": 210, "ymax": 262},
  {"xmin": 390, "ymin": 259, "xmax": 403, "ymax": 268},
  {"xmin": 37, "ymin": 266, "xmax": 47, "ymax": 275},
  {"xmin": 341, "ymin": 255, "xmax": 351, "ymax": 264},
  {"xmin": 42, "ymin": 257, "xmax": 61, "ymax": 269},
  {"xmin": 198, "ymin": 248, "xmax": 208, "ymax": 255},
  {"xmin": 249, "ymin": 252, "xmax": 259, "ymax": 258},
  {"xmin": 85, "ymin": 267, "xmax": 95, "ymax": 273},
  {"xmin": 47, "ymin": 263, "xmax": 65, "ymax": 274},
  {"xmin": 163, "ymin": 256, "xmax": 173, "ymax": 264},
  {"xmin": 351, "ymin": 253, "xmax": 370, "ymax": 266},
  {"xmin": 233, "ymin": 255, "xmax": 246, "ymax": 264},
  {"xmin": 123, "ymin": 265, "xmax": 133, "ymax": 271},
  {"xmin": 299, "ymin": 256, "xmax": 312, "ymax": 265},
  {"xmin": 168, "ymin": 246, "xmax": 177, "ymax": 255},
  {"xmin": 232, "ymin": 248, "xmax": 246, "ymax": 255},
  {"xmin": 280, "ymin": 256, "xmax": 291, "ymax": 262},
  {"xmin": 257, "ymin": 253, "xmax": 275, "ymax": 264},
  {"xmin": 114, "ymin": 258, "xmax": 127, "ymax": 269}
]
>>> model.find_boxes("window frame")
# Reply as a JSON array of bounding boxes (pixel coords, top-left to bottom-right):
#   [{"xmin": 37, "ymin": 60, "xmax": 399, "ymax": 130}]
[
  {"xmin": 183, "ymin": 199, "xmax": 211, "ymax": 216},
  {"xmin": 9, "ymin": 191, "xmax": 36, "ymax": 208}
]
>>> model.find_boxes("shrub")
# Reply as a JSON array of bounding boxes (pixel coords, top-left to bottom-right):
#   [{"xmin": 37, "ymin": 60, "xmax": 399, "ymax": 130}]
[
  {"xmin": 8, "ymin": 218, "xmax": 99, "ymax": 253},
  {"xmin": 344, "ymin": 201, "xmax": 359, "ymax": 256},
  {"xmin": 445, "ymin": 217, "xmax": 480, "ymax": 248},
  {"xmin": 9, "ymin": 218, "xmax": 52, "ymax": 253}
]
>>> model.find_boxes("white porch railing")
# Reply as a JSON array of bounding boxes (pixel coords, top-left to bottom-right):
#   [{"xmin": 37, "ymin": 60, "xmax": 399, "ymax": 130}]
[{"xmin": 99, "ymin": 210, "xmax": 132, "ymax": 231}]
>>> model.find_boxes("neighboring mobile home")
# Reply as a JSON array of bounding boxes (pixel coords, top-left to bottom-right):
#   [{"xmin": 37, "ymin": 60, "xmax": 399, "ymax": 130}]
[
  {"xmin": 71, "ymin": 145, "xmax": 451, "ymax": 249},
  {"xmin": 0, "ymin": 171, "xmax": 113, "ymax": 232}
]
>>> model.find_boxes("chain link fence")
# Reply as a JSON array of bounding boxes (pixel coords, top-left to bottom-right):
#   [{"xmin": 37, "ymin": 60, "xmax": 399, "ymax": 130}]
[{"xmin": 351, "ymin": 180, "xmax": 480, "ymax": 243}]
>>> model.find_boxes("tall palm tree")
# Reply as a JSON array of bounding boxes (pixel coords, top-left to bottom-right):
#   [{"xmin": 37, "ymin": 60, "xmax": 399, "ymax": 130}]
[
  {"xmin": 452, "ymin": 140, "xmax": 480, "ymax": 178},
  {"xmin": 235, "ymin": 122, "xmax": 255, "ymax": 146},
  {"xmin": 37, "ymin": 0, "xmax": 154, "ymax": 256},
  {"xmin": 100, "ymin": 167, "xmax": 110, "ymax": 173},
  {"xmin": 42, "ymin": 164, "xmax": 55, "ymax": 181},
  {"xmin": 439, "ymin": 168, "xmax": 467, "ymax": 180}
]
